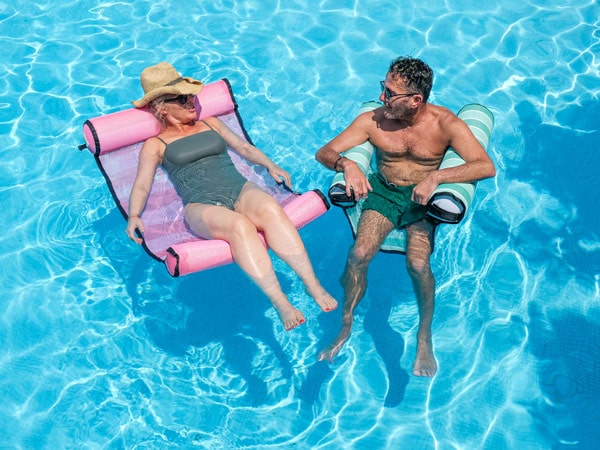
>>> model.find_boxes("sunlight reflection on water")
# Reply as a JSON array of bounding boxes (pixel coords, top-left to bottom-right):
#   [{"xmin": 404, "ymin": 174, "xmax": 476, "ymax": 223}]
[{"xmin": 1, "ymin": 0, "xmax": 599, "ymax": 448}]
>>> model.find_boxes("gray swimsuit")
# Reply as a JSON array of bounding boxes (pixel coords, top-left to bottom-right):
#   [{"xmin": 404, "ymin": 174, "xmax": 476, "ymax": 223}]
[{"xmin": 159, "ymin": 121, "xmax": 247, "ymax": 209}]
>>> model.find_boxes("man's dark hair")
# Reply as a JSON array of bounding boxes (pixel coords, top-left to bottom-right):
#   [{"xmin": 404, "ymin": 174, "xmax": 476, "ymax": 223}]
[{"xmin": 388, "ymin": 57, "xmax": 433, "ymax": 102}]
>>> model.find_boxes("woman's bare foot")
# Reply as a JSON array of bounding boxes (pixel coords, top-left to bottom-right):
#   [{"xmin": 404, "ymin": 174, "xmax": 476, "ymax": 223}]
[
  {"xmin": 306, "ymin": 285, "xmax": 338, "ymax": 312},
  {"xmin": 412, "ymin": 337, "xmax": 437, "ymax": 377},
  {"xmin": 274, "ymin": 303, "xmax": 306, "ymax": 331}
]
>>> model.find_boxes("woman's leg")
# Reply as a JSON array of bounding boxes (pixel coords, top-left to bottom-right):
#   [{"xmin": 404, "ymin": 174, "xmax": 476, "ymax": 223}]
[
  {"xmin": 185, "ymin": 202, "xmax": 305, "ymax": 331},
  {"xmin": 235, "ymin": 184, "xmax": 338, "ymax": 312}
]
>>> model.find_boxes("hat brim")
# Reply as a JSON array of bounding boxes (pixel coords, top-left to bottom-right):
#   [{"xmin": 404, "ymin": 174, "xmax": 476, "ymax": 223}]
[{"xmin": 132, "ymin": 77, "xmax": 204, "ymax": 108}]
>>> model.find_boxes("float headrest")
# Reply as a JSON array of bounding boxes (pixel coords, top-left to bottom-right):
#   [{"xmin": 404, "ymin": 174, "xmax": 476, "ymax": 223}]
[{"xmin": 83, "ymin": 79, "xmax": 236, "ymax": 156}]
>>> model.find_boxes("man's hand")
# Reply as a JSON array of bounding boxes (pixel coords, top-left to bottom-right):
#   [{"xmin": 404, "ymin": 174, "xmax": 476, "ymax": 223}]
[
  {"xmin": 343, "ymin": 161, "xmax": 372, "ymax": 200},
  {"xmin": 411, "ymin": 175, "xmax": 439, "ymax": 205}
]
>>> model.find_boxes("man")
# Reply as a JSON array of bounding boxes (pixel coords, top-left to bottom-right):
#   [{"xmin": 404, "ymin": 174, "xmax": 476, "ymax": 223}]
[{"xmin": 315, "ymin": 56, "xmax": 496, "ymax": 377}]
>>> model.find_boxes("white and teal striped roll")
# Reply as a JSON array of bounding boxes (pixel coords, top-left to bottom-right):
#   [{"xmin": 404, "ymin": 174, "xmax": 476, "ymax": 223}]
[
  {"xmin": 427, "ymin": 104, "xmax": 494, "ymax": 223},
  {"xmin": 327, "ymin": 102, "xmax": 494, "ymax": 253}
]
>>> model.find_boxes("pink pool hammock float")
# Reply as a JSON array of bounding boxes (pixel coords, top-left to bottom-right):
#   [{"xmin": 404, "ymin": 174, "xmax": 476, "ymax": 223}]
[{"xmin": 80, "ymin": 79, "xmax": 329, "ymax": 276}]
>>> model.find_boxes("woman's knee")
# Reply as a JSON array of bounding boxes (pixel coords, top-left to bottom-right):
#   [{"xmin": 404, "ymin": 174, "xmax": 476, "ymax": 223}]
[
  {"xmin": 229, "ymin": 215, "xmax": 258, "ymax": 239},
  {"xmin": 250, "ymin": 200, "xmax": 289, "ymax": 231},
  {"xmin": 260, "ymin": 199, "xmax": 287, "ymax": 221}
]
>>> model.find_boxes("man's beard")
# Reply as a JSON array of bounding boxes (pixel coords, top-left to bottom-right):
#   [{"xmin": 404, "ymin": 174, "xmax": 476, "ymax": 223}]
[{"xmin": 383, "ymin": 103, "xmax": 413, "ymax": 120}]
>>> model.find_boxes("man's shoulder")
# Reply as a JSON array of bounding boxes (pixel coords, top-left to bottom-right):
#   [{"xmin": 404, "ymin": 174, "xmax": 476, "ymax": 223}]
[
  {"xmin": 354, "ymin": 106, "xmax": 383, "ymax": 127},
  {"xmin": 424, "ymin": 103, "xmax": 463, "ymax": 129},
  {"xmin": 426, "ymin": 103, "xmax": 455, "ymax": 118},
  {"xmin": 357, "ymin": 105, "xmax": 384, "ymax": 117}
]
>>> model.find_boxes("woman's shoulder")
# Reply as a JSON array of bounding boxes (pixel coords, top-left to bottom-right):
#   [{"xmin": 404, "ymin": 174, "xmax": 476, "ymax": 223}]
[
  {"xmin": 201, "ymin": 116, "xmax": 223, "ymax": 129},
  {"xmin": 138, "ymin": 136, "xmax": 167, "ymax": 163},
  {"xmin": 145, "ymin": 135, "xmax": 168, "ymax": 147}
]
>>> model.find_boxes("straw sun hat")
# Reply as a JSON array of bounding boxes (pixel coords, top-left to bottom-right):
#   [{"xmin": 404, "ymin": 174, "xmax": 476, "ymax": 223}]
[{"xmin": 132, "ymin": 62, "xmax": 204, "ymax": 108}]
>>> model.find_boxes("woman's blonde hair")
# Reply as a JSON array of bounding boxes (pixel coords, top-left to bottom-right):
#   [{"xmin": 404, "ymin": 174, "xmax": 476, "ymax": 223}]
[{"xmin": 149, "ymin": 96, "xmax": 169, "ymax": 129}]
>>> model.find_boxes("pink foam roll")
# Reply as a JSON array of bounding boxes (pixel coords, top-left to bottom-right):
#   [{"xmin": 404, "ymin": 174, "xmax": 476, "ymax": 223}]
[
  {"xmin": 165, "ymin": 239, "xmax": 235, "ymax": 276},
  {"xmin": 282, "ymin": 190, "xmax": 330, "ymax": 229},
  {"xmin": 165, "ymin": 190, "xmax": 329, "ymax": 276},
  {"xmin": 83, "ymin": 80, "xmax": 236, "ymax": 155},
  {"xmin": 193, "ymin": 81, "xmax": 235, "ymax": 121}
]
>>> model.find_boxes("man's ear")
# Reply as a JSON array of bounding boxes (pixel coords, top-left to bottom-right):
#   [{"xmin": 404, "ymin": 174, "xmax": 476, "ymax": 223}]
[{"xmin": 411, "ymin": 94, "xmax": 424, "ymax": 108}]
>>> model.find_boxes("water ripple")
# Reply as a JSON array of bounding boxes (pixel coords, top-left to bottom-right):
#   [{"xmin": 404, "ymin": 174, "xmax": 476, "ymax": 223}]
[{"xmin": 1, "ymin": 0, "xmax": 599, "ymax": 448}]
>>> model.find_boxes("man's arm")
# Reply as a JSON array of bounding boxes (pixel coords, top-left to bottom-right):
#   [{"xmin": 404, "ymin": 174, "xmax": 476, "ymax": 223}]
[
  {"xmin": 315, "ymin": 112, "xmax": 374, "ymax": 199},
  {"xmin": 411, "ymin": 114, "xmax": 496, "ymax": 205}
]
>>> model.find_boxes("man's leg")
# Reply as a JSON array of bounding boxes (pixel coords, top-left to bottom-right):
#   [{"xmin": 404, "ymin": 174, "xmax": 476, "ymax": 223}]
[
  {"xmin": 318, "ymin": 210, "xmax": 394, "ymax": 362},
  {"xmin": 405, "ymin": 219, "xmax": 437, "ymax": 377}
]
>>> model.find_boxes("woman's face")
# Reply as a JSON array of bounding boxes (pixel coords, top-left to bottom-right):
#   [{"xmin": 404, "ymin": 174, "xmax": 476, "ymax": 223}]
[{"xmin": 155, "ymin": 94, "xmax": 196, "ymax": 123}]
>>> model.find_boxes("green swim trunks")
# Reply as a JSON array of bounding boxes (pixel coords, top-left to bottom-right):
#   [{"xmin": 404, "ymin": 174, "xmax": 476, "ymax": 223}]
[{"xmin": 361, "ymin": 173, "xmax": 429, "ymax": 228}]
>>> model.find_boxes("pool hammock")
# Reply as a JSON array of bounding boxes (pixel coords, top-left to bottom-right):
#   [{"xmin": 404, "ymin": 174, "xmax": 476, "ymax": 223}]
[
  {"xmin": 327, "ymin": 101, "xmax": 494, "ymax": 253},
  {"xmin": 80, "ymin": 79, "xmax": 330, "ymax": 276}
]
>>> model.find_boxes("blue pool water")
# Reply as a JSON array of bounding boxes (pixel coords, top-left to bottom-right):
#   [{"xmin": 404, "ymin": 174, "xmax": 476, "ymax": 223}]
[{"xmin": 1, "ymin": 0, "xmax": 599, "ymax": 448}]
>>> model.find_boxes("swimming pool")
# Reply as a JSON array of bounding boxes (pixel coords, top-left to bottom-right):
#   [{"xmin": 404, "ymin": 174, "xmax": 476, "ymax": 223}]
[{"xmin": 1, "ymin": 0, "xmax": 599, "ymax": 448}]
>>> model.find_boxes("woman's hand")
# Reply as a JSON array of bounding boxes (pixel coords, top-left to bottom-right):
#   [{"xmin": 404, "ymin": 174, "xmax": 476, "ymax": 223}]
[
  {"xmin": 267, "ymin": 164, "xmax": 293, "ymax": 190},
  {"xmin": 125, "ymin": 216, "xmax": 145, "ymax": 245}
]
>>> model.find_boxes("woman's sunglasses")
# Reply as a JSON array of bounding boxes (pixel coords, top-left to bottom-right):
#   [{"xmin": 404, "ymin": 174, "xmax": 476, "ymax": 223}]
[{"xmin": 163, "ymin": 95, "xmax": 190, "ymax": 105}]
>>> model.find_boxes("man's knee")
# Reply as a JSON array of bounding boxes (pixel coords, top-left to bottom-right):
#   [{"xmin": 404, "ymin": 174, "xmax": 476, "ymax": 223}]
[
  {"xmin": 348, "ymin": 241, "xmax": 377, "ymax": 267},
  {"xmin": 406, "ymin": 220, "xmax": 435, "ymax": 277},
  {"xmin": 406, "ymin": 253, "xmax": 431, "ymax": 279}
]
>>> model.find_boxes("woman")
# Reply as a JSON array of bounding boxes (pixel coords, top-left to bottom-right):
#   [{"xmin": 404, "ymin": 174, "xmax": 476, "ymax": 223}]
[{"xmin": 126, "ymin": 62, "xmax": 337, "ymax": 330}]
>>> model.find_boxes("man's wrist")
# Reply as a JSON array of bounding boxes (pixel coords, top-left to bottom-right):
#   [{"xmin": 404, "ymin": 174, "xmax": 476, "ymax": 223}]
[{"xmin": 333, "ymin": 155, "xmax": 348, "ymax": 171}]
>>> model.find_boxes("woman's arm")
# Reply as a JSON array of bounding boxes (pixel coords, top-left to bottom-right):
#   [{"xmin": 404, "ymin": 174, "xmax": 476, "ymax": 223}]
[{"xmin": 125, "ymin": 138, "xmax": 162, "ymax": 244}]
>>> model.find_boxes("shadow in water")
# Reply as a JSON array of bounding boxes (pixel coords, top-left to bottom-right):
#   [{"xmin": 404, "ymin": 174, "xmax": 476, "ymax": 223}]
[
  {"xmin": 151, "ymin": 265, "xmax": 295, "ymax": 406},
  {"xmin": 298, "ymin": 249, "xmax": 411, "ymax": 409},
  {"xmin": 528, "ymin": 302, "xmax": 600, "ymax": 449},
  {"xmin": 363, "ymin": 284, "xmax": 409, "ymax": 408},
  {"xmin": 94, "ymin": 209, "xmax": 293, "ymax": 406},
  {"xmin": 297, "ymin": 354, "xmax": 336, "ymax": 406},
  {"xmin": 514, "ymin": 98, "xmax": 600, "ymax": 276}
]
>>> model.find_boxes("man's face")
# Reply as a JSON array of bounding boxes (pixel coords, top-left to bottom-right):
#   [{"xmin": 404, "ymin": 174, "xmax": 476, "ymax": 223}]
[{"xmin": 379, "ymin": 75, "xmax": 419, "ymax": 120}]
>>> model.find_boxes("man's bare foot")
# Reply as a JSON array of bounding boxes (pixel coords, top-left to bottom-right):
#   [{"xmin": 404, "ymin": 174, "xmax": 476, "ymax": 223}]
[
  {"xmin": 306, "ymin": 285, "xmax": 338, "ymax": 312},
  {"xmin": 275, "ymin": 304, "xmax": 306, "ymax": 331},
  {"xmin": 412, "ymin": 337, "xmax": 437, "ymax": 377},
  {"xmin": 317, "ymin": 326, "xmax": 351, "ymax": 362},
  {"xmin": 317, "ymin": 342, "xmax": 344, "ymax": 362}
]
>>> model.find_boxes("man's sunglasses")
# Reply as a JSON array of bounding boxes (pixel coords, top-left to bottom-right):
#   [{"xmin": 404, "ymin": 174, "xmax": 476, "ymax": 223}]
[
  {"xmin": 380, "ymin": 81, "xmax": 418, "ymax": 102},
  {"xmin": 163, "ymin": 95, "xmax": 190, "ymax": 105}
]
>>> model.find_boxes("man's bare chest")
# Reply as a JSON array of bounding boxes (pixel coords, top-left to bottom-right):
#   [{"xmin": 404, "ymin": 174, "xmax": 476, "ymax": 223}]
[{"xmin": 371, "ymin": 129, "xmax": 447, "ymax": 162}]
